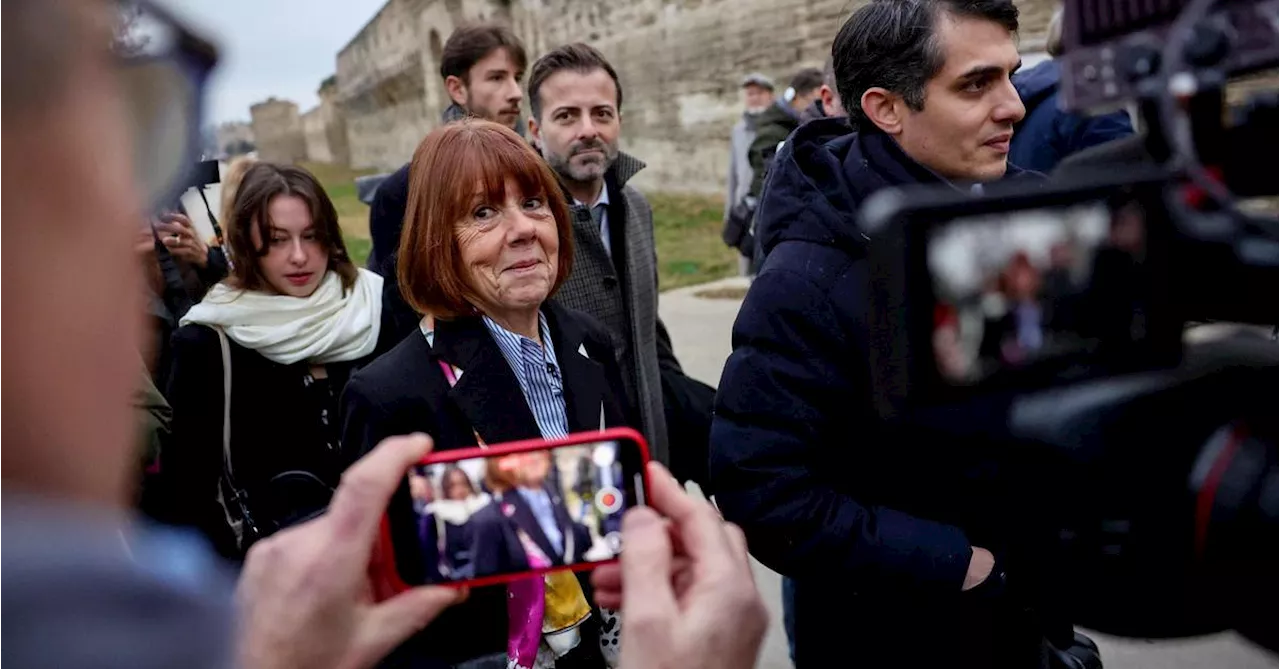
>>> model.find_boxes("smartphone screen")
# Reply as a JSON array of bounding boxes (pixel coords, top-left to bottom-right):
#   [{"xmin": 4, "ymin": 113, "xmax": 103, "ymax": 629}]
[{"xmin": 384, "ymin": 429, "xmax": 649, "ymax": 589}]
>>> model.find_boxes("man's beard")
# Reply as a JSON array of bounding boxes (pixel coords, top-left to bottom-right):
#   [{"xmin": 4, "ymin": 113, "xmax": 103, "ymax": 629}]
[
  {"xmin": 463, "ymin": 95, "xmax": 521, "ymax": 130},
  {"xmin": 544, "ymin": 138, "xmax": 618, "ymax": 184}
]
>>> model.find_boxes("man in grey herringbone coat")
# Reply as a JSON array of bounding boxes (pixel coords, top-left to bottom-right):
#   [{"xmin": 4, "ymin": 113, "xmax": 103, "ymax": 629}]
[{"xmin": 527, "ymin": 44, "xmax": 708, "ymax": 472}]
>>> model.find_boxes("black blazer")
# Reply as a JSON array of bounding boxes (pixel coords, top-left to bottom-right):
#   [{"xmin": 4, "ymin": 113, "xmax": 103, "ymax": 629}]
[
  {"xmin": 470, "ymin": 485, "xmax": 593, "ymax": 578},
  {"xmin": 341, "ymin": 300, "xmax": 631, "ymax": 667},
  {"xmin": 160, "ymin": 324, "xmax": 372, "ymax": 558}
]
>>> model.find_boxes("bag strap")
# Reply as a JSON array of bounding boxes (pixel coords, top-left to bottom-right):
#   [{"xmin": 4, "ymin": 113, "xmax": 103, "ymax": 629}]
[{"xmin": 213, "ymin": 327, "xmax": 243, "ymax": 493}]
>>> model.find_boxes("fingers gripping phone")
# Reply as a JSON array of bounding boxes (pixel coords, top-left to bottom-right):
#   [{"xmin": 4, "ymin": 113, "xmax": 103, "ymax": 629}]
[{"xmin": 377, "ymin": 428, "xmax": 651, "ymax": 593}]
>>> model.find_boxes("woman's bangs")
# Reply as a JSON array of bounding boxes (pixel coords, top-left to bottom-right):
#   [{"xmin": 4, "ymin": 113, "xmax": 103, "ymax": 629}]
[{"xmin": 449, "ymin": 131, "xmax": 551, "ymax": 213}]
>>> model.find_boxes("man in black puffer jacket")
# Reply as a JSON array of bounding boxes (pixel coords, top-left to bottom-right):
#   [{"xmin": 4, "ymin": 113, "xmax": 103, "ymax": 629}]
[{"xmin": 710, "ymin": 1, "xmax": 1083, "ymax": 667}]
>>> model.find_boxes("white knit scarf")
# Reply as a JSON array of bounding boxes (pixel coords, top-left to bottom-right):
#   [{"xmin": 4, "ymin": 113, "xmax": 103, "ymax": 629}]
[{"xmin": 180, "ymin": 268, "xmax": 384, "ymax": 366}]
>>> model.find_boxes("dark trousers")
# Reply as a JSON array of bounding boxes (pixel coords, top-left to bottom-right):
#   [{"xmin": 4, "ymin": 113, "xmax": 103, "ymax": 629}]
[{"xmin": 792, "ymin": 579, "xmax": 1051, "ymax": 669}]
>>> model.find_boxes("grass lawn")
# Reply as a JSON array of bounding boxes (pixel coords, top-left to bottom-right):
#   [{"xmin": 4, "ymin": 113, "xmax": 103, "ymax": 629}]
[
  {"xmin": 304, "ymin": 160, "xmax": 736, "ymax": 291},
  {"xmin": 299, "ymin": 161, "xmax": 378, "ymax": 247},
  {"xmin": 646, "ymin": 192, "xmax": 737, "ymax": 291}
]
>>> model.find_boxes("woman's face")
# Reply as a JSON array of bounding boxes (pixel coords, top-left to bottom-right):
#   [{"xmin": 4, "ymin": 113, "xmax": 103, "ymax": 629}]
[
  {"xmin": 496, "ymin": 451, "xmax": 552, "ymax": 489},
  {"xmin": 444, "ymin": 471, "xmax": 472, "ymax": 500},
  {"xmin": 1008, "ymin": 264, "xmax": 1040, "ymax": 301},
  {"xmin": 250, "ymin": 194, "xmax": 328, "ymax": 297},
  {"xmin": 455, "ymin": 180, "xmax": 559, "ymax": 318}
]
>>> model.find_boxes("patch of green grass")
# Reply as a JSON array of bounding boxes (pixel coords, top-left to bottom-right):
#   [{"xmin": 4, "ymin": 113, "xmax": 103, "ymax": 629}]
[
  {"xmin": 302, "ymin": 161, "xmax": 379, "ymax": 266},
  {"xmin": 647, "ymin": 191, "xmax": 737, "ymax": 291},
  {"xmin": 343, "ymin": 236, "xmax": 372, "ymax": 269}
]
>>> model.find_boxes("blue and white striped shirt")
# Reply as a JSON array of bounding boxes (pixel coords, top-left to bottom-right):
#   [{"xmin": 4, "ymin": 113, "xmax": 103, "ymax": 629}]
[{"xmin": 481, "ymin": 313, "xmax": 569, "ymax": 440}]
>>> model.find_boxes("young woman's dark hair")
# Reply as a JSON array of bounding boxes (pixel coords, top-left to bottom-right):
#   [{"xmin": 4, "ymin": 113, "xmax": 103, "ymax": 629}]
[{"xmin": 226, "ymin": 163, "xmax": 358, "ymax": 293}]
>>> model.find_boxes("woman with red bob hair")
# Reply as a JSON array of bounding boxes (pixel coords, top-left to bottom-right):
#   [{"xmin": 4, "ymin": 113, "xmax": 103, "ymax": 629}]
[{"xmin": 342, "ymin": 119, "xmax": 630, "ymax": 668}]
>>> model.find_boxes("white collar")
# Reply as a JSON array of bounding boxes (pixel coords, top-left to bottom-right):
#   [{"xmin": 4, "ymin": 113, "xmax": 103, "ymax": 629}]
[{"xmin": 573, "ymin": 183, "xmax": 610, "ymax": 209}]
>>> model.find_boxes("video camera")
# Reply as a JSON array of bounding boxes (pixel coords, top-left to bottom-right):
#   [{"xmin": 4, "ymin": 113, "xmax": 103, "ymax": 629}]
[{"xmin": 860, "ymin": 0, "xmax": 1277, "ymax": 652}]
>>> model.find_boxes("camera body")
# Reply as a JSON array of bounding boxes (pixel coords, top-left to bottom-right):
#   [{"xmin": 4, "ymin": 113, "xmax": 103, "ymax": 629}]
[{"xmin": 859, "ymin": 0, "xmax": 1278, "ymax": 651}]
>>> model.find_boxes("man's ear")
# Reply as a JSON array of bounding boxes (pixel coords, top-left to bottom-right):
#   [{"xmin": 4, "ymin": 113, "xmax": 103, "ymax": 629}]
[
  {"xmin": 444, "ymin": 75, "xmax": 468, "ymax": 107},
  {"xmin": 860, "ymin": 87, "xmax": 906, "ymax": 135},
  {"xmin": 527, "ymin": 116, "xmax": 542, "ymax": 147}
]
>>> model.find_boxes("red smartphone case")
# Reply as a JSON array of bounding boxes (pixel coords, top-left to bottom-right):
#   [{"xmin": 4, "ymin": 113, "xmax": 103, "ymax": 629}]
[{"xmin": 374, "ymin": 427, "xmax": 651, "ymax": 596}]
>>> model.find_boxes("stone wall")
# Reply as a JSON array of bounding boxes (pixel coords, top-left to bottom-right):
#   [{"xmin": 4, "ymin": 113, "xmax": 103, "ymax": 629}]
[
  {"xmin": 336, "ymin": 0, "xmax": 430, "ymax": 170},
  {"xmin": 250, "ymin": 98, "xmax": 307, "ymax": 164},
  {"xmin": 215, "ymin": 121, "xmax": 255, "ymax": 157},
  {"xmin": 301, "ymin": 79, "xmax": 352, "ymax": 166},
  {"xmin": 506, "ymin": 0, "xmax": 1054, "ymax": 194},
  {"xmin": 302, "ymin": 107, "xmax": 334, "ymax": 164},
  {"xmin": 330, "ymin": 0, "xmax": 1055, "ymax": 185}
]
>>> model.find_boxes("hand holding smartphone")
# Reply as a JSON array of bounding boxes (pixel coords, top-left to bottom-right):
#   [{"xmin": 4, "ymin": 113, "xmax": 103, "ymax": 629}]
[{"xmin": 377, "ymin": 428, "xmax": 651, "ymax": 593}]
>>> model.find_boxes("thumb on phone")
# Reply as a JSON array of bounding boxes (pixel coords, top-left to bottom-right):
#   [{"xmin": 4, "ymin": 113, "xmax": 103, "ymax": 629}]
[{"xmin": 619, "ymin": 506, "xmax": 677, "ymax": 638}]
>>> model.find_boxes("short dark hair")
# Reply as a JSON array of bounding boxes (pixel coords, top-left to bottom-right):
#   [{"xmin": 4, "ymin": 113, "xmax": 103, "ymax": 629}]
[
  {"xmin": 527, "ymin": 43, "xmax": 623, "ymax": 120},
  {"xmin": 440, "ymin": 22, "xmax": 528, "ymax": 84},
  {"xmin": 227, "ymin": 163, "xmax": 358, "ymax": 294},
  {"xmin": 790, "ymin": 68, "xmax": 826, "ymax": 98},
  {"xmin": 822, "ymin": 56, "xmax": 837, "ymax": 90},
  {"xmin": 832, "ymin": 0, "xmax": 1019, "ymax": 130}
]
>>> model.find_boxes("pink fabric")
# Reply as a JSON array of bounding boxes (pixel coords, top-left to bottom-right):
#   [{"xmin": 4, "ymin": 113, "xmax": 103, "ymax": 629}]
[
  {"xmin": 508, "ymin": 540, "xmax": 552, "ymax": 667},
  {"xmin": 434, "ymin": 353, "xmax": 545, "ymax": 667}
]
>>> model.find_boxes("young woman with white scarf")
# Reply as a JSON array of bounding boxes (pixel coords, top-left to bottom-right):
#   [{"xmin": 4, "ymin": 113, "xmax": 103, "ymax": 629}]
[{"xmin": 160, "ymin": 163, "xmax": 385, "ymax": 560}]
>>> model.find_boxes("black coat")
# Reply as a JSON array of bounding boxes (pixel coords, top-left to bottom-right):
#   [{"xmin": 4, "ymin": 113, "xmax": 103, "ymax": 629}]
[
  {"xmin": 711, "ymin": 121, "xmax": 1059, "ymax": 667},
  {"xmin": 470, "ymin": 487, "xmax": 593, "ymax": 578},
  {"xmin": 161, "ymin": 324, "xmax": 371, "ymax": 559},
  {"xmin": 341, "ymin": 301, "xmax": 630, "ymax": 668}
]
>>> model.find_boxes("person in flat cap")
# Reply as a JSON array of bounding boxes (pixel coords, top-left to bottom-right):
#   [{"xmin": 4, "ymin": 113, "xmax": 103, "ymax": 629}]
[{"xmin": 722, "ymin": 72, "xmax": 776, "ymax": 274}]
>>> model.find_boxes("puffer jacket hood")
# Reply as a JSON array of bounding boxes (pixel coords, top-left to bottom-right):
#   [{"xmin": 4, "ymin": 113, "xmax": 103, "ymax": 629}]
[{"xmin": 757, "ymin": 119, "xmax": 1042, "ymax": 257}]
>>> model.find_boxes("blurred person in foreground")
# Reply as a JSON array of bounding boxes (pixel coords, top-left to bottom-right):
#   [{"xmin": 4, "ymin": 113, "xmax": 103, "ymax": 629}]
[
  {"xmin": 0, "ymin": 3, "xmax": 768, "ymax": 669},
  {"xmin": 709, "ymin": 0, "xmax": 1094, "ymax": 667},
  {"xmin": 342, "ymin": 118, "xmax": 632, "ymax": 668}
]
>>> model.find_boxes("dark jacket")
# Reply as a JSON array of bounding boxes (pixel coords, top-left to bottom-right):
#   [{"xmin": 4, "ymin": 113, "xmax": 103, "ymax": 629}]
[
  {"xmin": 367, "ymin": 162, "xmax": 410, "ymax": 275},
  {"xmin": 746, "ymin": 100, "xmax": 801, "ymax": 198},
  {"xmin": 1010, "ymin": 59, "xmax": 1134, "ymax": 173},
  {"xmin": 470, "ymin": 487, "xmax": 592, "ymax": 579},
  {"xmin": 340, "ymin": 301, "xmax": 629, "ymax": 668},
  {"xmin": 710, "ymin": 120, "xmax": 1057, "ymax": 667},
  {"xmin": 147, "ymin": 240, "xmax": 230, "ymax": 389},
  {"xmin": 161, "ymin": 325, "xmax": 370, "ymax": 559},
  {"xmin": 550, "ymin": 152, "xmax": 680, "ymax": 467}
]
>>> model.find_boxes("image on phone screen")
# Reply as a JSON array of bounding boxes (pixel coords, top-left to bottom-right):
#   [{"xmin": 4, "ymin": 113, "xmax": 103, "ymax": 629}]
[
  {"xmin": 926, "ymin": 197, "xmax": 1149, "ymax": 385},
  {"xmin": 397, "ymin": 437, "xmax": 641, "ymax": 586}
]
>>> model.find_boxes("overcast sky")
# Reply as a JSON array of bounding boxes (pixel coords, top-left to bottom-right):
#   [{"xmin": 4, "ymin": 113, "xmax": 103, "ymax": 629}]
[{"xmin": 164, "ymin": 0, "xmax": 388, "ymax": 125}]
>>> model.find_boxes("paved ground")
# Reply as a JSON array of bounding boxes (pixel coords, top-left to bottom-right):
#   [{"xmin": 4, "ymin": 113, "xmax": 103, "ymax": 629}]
[{"xmin": 658, "ymin": 277, "xmax": 1275, "ymax": 669}]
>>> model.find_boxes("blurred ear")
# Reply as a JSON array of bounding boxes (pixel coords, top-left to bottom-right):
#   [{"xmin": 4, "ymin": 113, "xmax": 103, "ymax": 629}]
[
  {"xmin": 527, "ymin": 116, "xmax": 542, "ymax": 147},
  {"xmin": 861, "ymin": 87, "xmax": 906, "ymax": 136},
  {"xmin": 444, "ymin": 75, "xmax": 468, "ymax": 107},
  {"xmin": 820, "ymin": 85, "xmax": 843, "ymax": 118}
]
